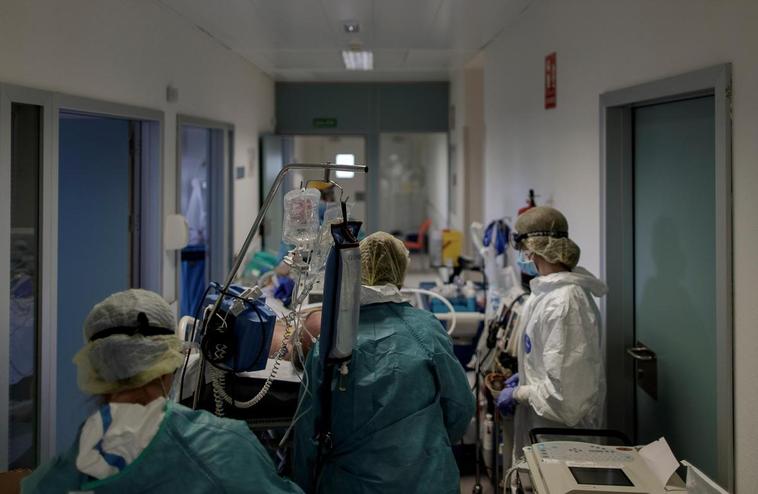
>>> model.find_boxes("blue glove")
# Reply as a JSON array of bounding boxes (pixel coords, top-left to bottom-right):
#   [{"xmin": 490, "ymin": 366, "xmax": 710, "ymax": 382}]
[
  {"xmin": 496, "ymin": 386, "xmax": 517, "ymax": 416},
  {"xmin": 505, "ymin": 373, "xmax": 519, "ymax": 389}
]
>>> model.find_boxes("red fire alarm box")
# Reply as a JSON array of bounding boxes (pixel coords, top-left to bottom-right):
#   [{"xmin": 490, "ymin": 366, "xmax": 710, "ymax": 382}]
[{"xmin": 545, "ymin": 52, "xmax": 557, "ymax": 109}]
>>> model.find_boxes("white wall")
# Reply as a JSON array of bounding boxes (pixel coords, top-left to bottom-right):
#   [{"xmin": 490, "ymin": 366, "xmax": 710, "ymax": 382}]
[
  {"xmin": 0, "ymin": 0, "xmax": 275, "ymax": 303},
  {"xmin": 450, "ymin": 69, "xmax": 466, "ymax": 232},
  {"xmin": 482, "ymin": 1, "xmax": 758, "ymax": 491},
  {"xmin": 421, "ymin": 133, "xmax": 450, "ymax": 230},
  {"xmin": 450, "ymin": 58, "xmax": 486, "ymax": 254}
]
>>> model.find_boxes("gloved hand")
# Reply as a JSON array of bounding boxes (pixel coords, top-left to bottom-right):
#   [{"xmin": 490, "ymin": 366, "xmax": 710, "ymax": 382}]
[
  {"xmin": 496, "ymin": 386, "xmax": 517, "ymax": 416},
  {"xmin": 505, "ymin": 373, "xmax": 519, "ymax": 389}
]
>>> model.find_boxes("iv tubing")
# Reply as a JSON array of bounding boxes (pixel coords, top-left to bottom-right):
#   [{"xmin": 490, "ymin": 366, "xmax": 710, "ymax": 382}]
[
  {"xmin": 192, "ymin": 162, "xmax": 368, "ymax": 409},
  {"xmin": 400, "ymin": 287, "xmax": 458, "ymax": 336}
]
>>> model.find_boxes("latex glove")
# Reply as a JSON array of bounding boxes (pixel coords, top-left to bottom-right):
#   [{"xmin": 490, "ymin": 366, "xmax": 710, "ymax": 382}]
[
  {"xmin": 497, "ymin": 386, "xmax": 517, "ymax": 416},
  {"xmin": 505, "ymin": 373, "xmax": 519, "ymax": 389}
]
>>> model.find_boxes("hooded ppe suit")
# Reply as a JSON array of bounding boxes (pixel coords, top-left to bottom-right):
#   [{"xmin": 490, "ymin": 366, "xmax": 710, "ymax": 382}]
[
  {"xmin": 511, "ymin": 267, "xmax": 608, "ymax": 457},
  {"xmin": 293, "ymin": 287, "xmax": 475, "ymax": 494},
  {"xmin": 22, "ymin": 400, "xmax": 303, "ymax": 493}
]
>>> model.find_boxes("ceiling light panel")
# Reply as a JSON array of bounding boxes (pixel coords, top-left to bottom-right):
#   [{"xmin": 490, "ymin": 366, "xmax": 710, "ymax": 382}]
[{"xmin": 342, "ymin": 50, "xmax": 373, "ymax": 70}]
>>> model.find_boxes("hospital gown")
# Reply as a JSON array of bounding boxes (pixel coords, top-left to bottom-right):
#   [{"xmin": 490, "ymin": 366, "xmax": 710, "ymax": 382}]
[
  {"xmin": 293, "ymin": 302, "xmax": 475, "ymax": 494},
  {"xmin": 22, "ymin": 401, "xmax": 303, "ymax": 494}
]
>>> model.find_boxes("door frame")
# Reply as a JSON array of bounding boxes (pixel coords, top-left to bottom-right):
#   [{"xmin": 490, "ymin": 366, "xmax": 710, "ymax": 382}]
[
  {"xmin": 51, "ymin": 94, "xmax": 164, "ymax": 461},
  {"xmin": 0, "ymin": 84, "xmax": 165, "ymax": 465},
  {"xmin": 0, "ymin": 84, "xmax": 55, "ymax": 469},
  {"xmin": 54, "ymin": 95, "xmax": 165, "ymax": 294},
  {"xmin": 175, "ymin": 115, "xmax": 234, "ymax": 298},
  {"xmin": 600, "ymin": 64, "xmax": 733, "ymax": 490}
]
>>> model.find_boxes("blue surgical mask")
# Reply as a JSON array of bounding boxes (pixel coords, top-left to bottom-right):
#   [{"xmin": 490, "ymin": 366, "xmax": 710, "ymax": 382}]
[{"xmin": 517, "ymin": 251, "xmax": 539, "ymax": 277}]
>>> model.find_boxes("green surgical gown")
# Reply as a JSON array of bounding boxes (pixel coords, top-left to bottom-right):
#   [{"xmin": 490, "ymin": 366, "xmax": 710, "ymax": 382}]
[
  {"xmin": 293, "ymin": 302, "xmax": 475, "ymax": 494},
  {"xmin": 22, "ymin": 401, "xmax": 303, "ymax": 493}
]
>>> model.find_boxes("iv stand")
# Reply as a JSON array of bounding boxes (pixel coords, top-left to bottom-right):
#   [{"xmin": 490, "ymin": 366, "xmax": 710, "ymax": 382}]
[{"xmin": 191, "ymin": 162, "xmax": 369, "ymax": 410}]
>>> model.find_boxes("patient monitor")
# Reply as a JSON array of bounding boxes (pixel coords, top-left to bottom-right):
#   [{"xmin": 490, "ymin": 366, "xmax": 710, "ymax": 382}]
[{"xmin": 524, "ymin": 441, "xmax": 679, "ymax": 494}]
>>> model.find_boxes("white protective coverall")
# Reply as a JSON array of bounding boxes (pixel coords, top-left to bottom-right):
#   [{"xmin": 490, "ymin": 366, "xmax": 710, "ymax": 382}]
[{"xmin": 512, "ymin": 267, "xmax": 608, "ymax": 457}]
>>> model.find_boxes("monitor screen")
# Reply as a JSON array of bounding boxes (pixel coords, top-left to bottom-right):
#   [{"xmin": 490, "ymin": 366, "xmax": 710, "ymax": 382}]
[{"xmin": 569, "ymin": 467, "xmax": 634, "ymax": 487}]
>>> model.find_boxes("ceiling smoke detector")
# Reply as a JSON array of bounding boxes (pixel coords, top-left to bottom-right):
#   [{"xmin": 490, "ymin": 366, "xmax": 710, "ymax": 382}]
[{"xmin": 343, "ymin": 22, "xmax": 360, "ymax": 33}]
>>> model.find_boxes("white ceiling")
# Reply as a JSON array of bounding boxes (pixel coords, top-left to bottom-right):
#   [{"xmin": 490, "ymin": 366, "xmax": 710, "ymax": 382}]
[{"xmin": 158, "ymin": 0, "xmax": 533, "ymax": 82}]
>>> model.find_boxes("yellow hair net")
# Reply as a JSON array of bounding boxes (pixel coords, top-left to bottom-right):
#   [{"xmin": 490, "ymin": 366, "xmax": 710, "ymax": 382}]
[
  {"xmin": 514, "ymin": 207, "xmax": 581, "ymax": 269},
  {"xmin": 74, "ymin": 289, "xmax": 185, "ymax": 395},
  {"xmin": 360, "ymin": 232, "xmax": 410, "ymax": 288},
  {"xmin": 74, "ymin": 335, "xmax": 185, "ymax": 395}
]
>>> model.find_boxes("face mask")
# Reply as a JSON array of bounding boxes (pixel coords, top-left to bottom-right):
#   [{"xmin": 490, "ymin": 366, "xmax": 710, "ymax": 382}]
[{"xmin": 517, "ymin": 251, "xmax": 540, "ymax": 277}]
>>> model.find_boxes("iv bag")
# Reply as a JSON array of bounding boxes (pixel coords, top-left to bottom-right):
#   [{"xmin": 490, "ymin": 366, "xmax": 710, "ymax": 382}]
[
  {"xmin": 313, "ymin": 203, "xmax": 353, "ymax": 262},
  {"xmin": 282, "ymin": 188, "xmax": 320, "ymax": 246}
]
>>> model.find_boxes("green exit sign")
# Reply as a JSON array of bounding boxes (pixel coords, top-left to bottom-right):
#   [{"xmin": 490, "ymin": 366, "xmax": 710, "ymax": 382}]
[{"xmin": 313, "ymin": 117, "xmax": 338, "ymax": 128}]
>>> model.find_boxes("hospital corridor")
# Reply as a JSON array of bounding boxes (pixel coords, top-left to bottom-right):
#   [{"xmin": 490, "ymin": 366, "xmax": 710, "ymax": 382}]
[{"xmin": 2, "ymin": 1, "xmax": 758, "ymax": 493}]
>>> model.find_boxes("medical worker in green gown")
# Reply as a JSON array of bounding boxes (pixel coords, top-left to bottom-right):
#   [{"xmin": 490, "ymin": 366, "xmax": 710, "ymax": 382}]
[
  {"xmin": 293, "ymin": 232, "xmax": 475, "ymax": 494},
  {"xmin": 23, "ymin": 289, "xmax": 303, "ymax": 494}
]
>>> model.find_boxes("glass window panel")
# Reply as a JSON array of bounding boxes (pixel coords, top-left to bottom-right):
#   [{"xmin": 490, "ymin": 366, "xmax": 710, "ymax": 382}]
[{"xmin": 9, "ymin": 102, "xmax": 42, "ymax": 468}]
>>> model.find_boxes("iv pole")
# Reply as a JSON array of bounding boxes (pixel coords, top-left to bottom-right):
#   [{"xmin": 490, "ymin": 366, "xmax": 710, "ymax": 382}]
[{"xmin": 191, "ymin": 162, "xmax": 369, "ymax": 409}]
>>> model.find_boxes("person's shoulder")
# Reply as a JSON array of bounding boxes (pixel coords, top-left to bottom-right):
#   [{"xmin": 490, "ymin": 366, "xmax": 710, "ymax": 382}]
[
  {"xmin": 537, "ymin": 280, "xmax": 586, "ymax": 304},
  {"xmin": 167, "ymin": 402, "xmax": 254, "ymax": 439},
  {"xmin": 397, "ymin": 304, "xmax": 453, "ymax": 350},
  {"xmin": 401, "ymin": 303, "xmax": 444, "ymax": 323},
  {"xmin": 538, "ymin": 284, "xmax": 597, "ymax": 323},
  {"xmin": 21, "ymin": 448, "xmax": 83, "ymax": 493}
]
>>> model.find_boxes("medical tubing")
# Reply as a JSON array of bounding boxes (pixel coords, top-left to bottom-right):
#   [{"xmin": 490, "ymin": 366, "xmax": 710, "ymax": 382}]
[
  {"xmin": 209, "ymin": 365, "xmax": 227, "ymax": 416},
  {"xmin": 211, "ymin": 311, "xmax": 293, "ymax": 409},
  {"xmin": 210, "ymin": 267, "xmax": 307, "ymax": 410},
  {"xmin": 203, "ymin": 163, "xmax": 367, "ymax": 338},
  {"xmin": 278, "ymin": 337, "xmax": 312, "ymax": 448},
  {"xmin": 193, "ymin": 163, "xmax": 366, "ymax": 410},
  {"xmin": 399, "ymin": 288, "xmax": 458, "ymax": 335},
  {"xmin": 503, "ymin": 465, "xmax": 519, "ymax": 493}
]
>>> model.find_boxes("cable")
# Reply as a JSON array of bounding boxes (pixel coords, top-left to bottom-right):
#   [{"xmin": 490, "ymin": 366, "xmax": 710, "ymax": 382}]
[{"xmin": 211, "ymin": 264, "xmax": 310, "ymax": 410}]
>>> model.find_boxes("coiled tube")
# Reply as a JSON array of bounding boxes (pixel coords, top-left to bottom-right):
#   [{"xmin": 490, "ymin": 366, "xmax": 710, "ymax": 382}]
[{"xmin": 211, "ymin": 324, "xmax": 293, "ymax": 409}]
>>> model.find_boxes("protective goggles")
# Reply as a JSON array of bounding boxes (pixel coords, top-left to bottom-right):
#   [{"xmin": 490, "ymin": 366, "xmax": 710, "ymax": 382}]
[
  {"xmin": 88, "ymin": 312, "xmax": 174, "ymax": 342},
  {"xmin": 510, "ymin": 230, "xmax": 568, "ymax": 250}
]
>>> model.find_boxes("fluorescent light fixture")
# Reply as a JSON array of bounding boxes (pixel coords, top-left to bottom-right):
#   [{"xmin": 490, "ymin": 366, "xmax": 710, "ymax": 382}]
[
  {"xmin": 342, "ymin": 50, "xmax": 373, "ymax": 71},
  {"xmin": 335, "ymin": 153, "xmax": 355, "ymax": 178}
]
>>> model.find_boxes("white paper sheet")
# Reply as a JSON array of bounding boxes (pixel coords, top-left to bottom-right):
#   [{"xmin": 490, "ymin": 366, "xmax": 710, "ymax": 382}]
[{"xmin": 639, "ymin": 437, "xmax": 680, "ymax": 488}]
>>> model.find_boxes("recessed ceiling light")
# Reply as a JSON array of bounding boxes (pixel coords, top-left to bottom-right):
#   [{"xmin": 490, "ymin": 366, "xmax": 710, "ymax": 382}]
[
  {"xmin": 342, "ymin": 50, "xmax": 373, "ymax": 71},
  {"xmin": 344, "ymin": 22, "xmax": 360, "ymax": 33},
  {"xmin": 335, "ymin": 153, "xmax": 356, "ymax": 178}
]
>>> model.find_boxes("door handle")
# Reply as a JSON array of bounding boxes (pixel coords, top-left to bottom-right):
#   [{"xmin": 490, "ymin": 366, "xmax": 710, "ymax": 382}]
[
  {"xmin": 627, "ymin": 342, "xmax": 658, "ymax": 399},
  {"xmin": 626, "ymin": 346, "xmax": 656, "ymax": 361}
]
